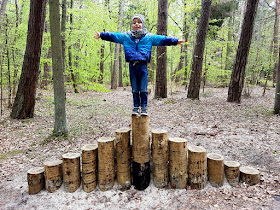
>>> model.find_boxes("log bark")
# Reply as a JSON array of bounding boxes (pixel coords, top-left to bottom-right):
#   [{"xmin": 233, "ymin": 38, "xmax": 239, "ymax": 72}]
[
  {"xmin": 27, "ymin": 167, "xmax": 45, "ymax": 194},
  {"xmin": 188, "ymin": 145, "xmax": 207, "ymax": 189},
  {"xmin": 44, "ymin": 159, "xmax": 63, "ymax": 192},
  {"xmin": 131, "ymin": 115, "xmax": 150, "ymax": 190},
  {"xmin": 169, "ymin": 137, "xmax": 188, "ymax": 189},
  {"xmin": 207, "ymin": 153, "xmax": 224, "ymax": 187},
  {"xmin": 240, "ymin": 166, "xmax": 260, "ymax": 185},
  {"xmin": 98, "ymin": 137, "xmax": 115, "ymax": 191},
  {"xmin": 81, "ymin": 144, "xmax": 98, "ymax": 193},
  {"xmin": 62, "ymin": 153, "xmax": 81, "ymax": 192},
  {"xmin": 151, "ymin": 129, "xmax": 169, "ymax": 188},
  {"xmin": 224, "ymin": 160, "xmax": 240, "ymax": 186},
  {"xmin": 115, "ymin": 127, "xmax": 131, "ymax": 190}
]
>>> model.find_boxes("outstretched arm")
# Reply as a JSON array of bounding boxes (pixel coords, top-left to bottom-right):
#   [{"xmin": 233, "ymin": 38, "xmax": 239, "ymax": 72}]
[{"xmin": 94, "ymin": 31, "xmax": 124, "ymax": 44}]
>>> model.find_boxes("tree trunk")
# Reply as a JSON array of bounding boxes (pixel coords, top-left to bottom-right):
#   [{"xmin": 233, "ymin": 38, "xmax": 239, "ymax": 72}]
[
  {"xmin": 10, "ymin": 0, "xmax": 47, "ymax": 119},
  {"xmin": 227, "ymin": 0, "xmax": 259, "ymax": 103},
  {"xmin": 44, "ymin": 159, "xmax": 63, "ymax": 193},
  {"xmin": 68, "ymin": 0, "xmax": 79, "ymax": 93},
  {"xmin": 0, "ymin": 0, "xmax": 8, "ymax": 23},
  {"xmin": 27, "ymin": 167, "xmax": 45, "ymax": 195},
  {"xmin": 224, "ymin": 160, "xmax": 240, "ymax": 186},
  {"xmin": 155, "ymin": 0, "xmax": 168, "ymax": 98},
  {"xmin": 111, "ymin": 0, "xmax": 124, "ymax": 89},
  {"xmin": 99, "ymin": 43, "xmax": 105, "ymax": 83},
  {"xmin": 61, "ymin": 0, "xmax": 67, "ymax": 74},
  {"xmin": 240, "ymin": 166, "xmax": 260, "ymax": 185},
  {"xmin": 118, "ymin": 47, "xmax": 123, "ymax": 87},
  {"xmin": 274, "ymin": 46, "xmax": 280, "ymax": 113},
  {"xmin": 40, "ymin": 47, "xmax": 52, "ymax": 89},
  {"xmin": 273, "ymin": 0, "xmax": 280, "ymax": 84},
  {"xmin": 49, "ymin": 0, "xmax": 68, "ymax": 135},
  {"xmin": 187, "ymin": 0, "xmax": 212, "ymax": 100},
  {"xmin": 207, "ymin": 153, "xmax": 224, "ymax": 187}
]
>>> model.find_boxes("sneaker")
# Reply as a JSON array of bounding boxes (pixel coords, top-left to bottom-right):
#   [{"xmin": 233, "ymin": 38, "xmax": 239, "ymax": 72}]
[
  {"xmin": 140, "ymin": 107, "xmax": 148, "ymax": 116},
  {"xmin": 132, "ymin": 107, "xmax": 140, "ymax": 115}
]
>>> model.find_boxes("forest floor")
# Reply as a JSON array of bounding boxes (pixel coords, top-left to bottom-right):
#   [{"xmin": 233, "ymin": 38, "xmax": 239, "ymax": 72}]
[{"xmin": 0, "ymin": 85, "xmax": 279, "ymax": 210}]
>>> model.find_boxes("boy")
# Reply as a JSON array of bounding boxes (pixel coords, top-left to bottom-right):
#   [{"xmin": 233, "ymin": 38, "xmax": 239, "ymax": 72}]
[{"xmin": 95, "ymin": 14, "xmax": 184, "ymax": 115}]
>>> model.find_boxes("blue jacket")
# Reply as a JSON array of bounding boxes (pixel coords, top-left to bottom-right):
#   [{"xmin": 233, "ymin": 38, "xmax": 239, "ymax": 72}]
[{"xmin": 100, "ymin": 32, "xmax": 178, "ymax": 63}]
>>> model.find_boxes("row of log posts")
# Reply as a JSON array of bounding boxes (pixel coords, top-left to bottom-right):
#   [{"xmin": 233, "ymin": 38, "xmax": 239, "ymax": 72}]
[{"xmin": 27, "ymin": 116, "xmax": 261, "ymax": 194}]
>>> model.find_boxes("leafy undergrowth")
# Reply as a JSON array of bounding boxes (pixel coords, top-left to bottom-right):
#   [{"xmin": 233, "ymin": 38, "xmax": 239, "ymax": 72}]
[{"xmin": 0, "ymin": 86, "xmax": 279, "ymax": 209}]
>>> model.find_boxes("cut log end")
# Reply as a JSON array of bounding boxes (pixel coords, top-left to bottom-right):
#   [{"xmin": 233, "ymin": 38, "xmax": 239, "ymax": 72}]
[
  {"xmin": 81, "ymin": 143, "xmax": 98, "ymax": 151},
  {"xmin": 240, "ymin": 166, "xmax": 260, "ymax": 185},
  {"xmin": 27, "ymin": 167, "xmax": 45, "ymax": 195}
]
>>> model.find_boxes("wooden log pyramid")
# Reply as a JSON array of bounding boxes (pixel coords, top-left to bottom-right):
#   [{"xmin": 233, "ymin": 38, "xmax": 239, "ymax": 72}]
[{"xmin": 27, "ymin": 114, "xmax": 261, "ymax": 194}]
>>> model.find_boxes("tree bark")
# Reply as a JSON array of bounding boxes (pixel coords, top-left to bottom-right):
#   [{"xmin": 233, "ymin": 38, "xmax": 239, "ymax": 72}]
[
  {"xmin": 27, "ymin": 167, "xmax": 45, "ymax": 194},
  {"xmin": 187, "ymin": 0, "xmax": 212, "ymax": 100},
  {"xmin": 49, "ymin": 0, "xmax": 68, "ymax": 135},
  {"xmin": 155, "ymin": 0, "xmax": 168, "ymax": 98},
  {"xmin": 0, "ymin": 0, "xmax": 8, "ymax": 23},
  {"xmin": 227, "ymin": 0, "xmax": 259, "ymax": 103},
  {"xmin": 273, "ymin": 0, "xmax": 280, "ymax": 83},
  {"xmin": 10, "ymin": 0, "xmax": 47, "ymax": 119},
  {"xmin": 111, "ymin": 0, "xmax": 124, "ymax": 89},
  {"xmin": 207, "ymin": 153, "xmax": 224, "ymax": 187},
  {"xmin": 240, "ymin": 166, "xmax": 260, "ymax": 185}
]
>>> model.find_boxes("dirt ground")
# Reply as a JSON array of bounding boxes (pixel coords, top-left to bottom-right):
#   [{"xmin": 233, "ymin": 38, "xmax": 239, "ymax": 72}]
[{"xmin": 0, "ymin": 86, "xmax": 279, "ymax": 210}]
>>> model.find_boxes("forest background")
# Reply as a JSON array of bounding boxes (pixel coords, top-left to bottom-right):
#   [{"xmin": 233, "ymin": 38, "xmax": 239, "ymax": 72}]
[{"xmin": 0, "ymin": 0, "xmax": 278, "ymax": 114}]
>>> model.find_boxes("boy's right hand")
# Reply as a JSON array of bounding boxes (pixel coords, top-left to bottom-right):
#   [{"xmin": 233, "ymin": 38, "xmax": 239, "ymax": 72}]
[{"xmin": 94, "ymin": 31, "xmax": 101, "ymax": 39}]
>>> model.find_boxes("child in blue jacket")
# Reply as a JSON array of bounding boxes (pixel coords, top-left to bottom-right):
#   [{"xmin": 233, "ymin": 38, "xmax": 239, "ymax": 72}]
[{"xmin": 95, "ymin": 14, "xmax": 184, "ymax": 115}]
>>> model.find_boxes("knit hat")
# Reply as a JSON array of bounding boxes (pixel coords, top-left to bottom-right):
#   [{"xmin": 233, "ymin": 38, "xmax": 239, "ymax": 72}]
[{"xmin": 131, "ymin": 14, "xmax": 145, "ymax": 27}]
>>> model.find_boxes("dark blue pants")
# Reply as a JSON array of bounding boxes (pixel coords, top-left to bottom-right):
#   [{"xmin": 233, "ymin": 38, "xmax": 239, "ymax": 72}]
[{"xmin": 129, "ymin": 62, "xmax": 148, "ymax": 108}]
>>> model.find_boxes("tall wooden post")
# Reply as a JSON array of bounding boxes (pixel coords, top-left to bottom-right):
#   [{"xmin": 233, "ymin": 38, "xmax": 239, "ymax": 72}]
[
  {"xmin": 188, "ymin": 145, "xmax": 207, "ymax": 189},
  {"xmin": 44, "ymin": 159, "xmax": 63, "ymax": 192},
  {"xmin": 131, "ymin": 115, "xmax": 150, "ymax": 190},
  {"xmin": 81, "ymin": 144, "xmax": 98, "ymax": 193},
  {"xmin": 207, "ymin": 153, "xmax": 224, "ymax": 187},
  {"xmin": 151, "ymin": 129, "xmax": 169, "ymax": 188},
  {"xmin": 169, "ymin": 137, "xmax": 188, "ymax": 189},
  {"xmin": 115, "ymin": 127, "xmax": 131, "ymax": 190},
  {"xmin": 98, "ymin": 137, "xmax": 115, "ymax": 191},
  {"xmin": 62, "ymin": 153, "xmax": 81, "ymax": 192}
]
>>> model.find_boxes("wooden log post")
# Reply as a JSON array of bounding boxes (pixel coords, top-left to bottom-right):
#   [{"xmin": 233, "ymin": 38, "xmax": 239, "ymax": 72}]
[
  {"xmin": 169, "ymin": 137, "xmax": 188, "ymax": 189},
  {"xmin": 27, "ymin": 167, "xmax": 45, "ymax": 194},
  {"xmin": 207, "ymin": 153, "xmax": 224, "ymax": 187},
  {"xmin": 98, "ymin": 137, "xmax": 115, "ymax": 191},
  {"xmin": 188, "ymin": 145, "xmax": 207, "ymax": 189},
  {"xmin": 44, "ymin": 160, "xmax": 63, "ymax": 193},
  {"xmin": 81, "ymin": 144, "xmax": 98, "ymax": 193},
  {"xmin": 62, "ymin": 153, "xmax": 81, "ymax": 193},
  {"xmin": 115, "ymin": 127, "xmax": 131, "ymax": 190},
  {"xmin": 151, "ymin": 129, "xmax": 169, "ymax": 188},
  {"xmin": 224, "ymin": 161, "xmax": 240, "ymax": 186},
  {"xmin": 131, "ymin": 115, "xmax": 150, "ymax": 190},
  {"xmin": 240, "ymin": 166, "xmax": 260, "ymax": 185}
]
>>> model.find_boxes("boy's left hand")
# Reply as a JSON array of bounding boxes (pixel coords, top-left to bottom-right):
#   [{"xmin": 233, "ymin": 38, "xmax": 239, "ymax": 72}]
[{"xmin": 177, "ymin": 39, "xmax": 185, "ymax": 45}]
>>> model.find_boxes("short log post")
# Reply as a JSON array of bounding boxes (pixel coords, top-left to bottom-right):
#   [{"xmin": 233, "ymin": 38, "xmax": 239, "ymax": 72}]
[
  {"xmin": 44, "ymin": 160, "xmax": 63, "ymax": 192},
  {"xmin": 240, "ymin": 166, "xmax": 260, "ymax": 185},
  {"xmin": 115, "ymin": 127, "xmax": 131, "ymax": 190},
  {"xmin": 169, "ymin": 137, "xmax": 188, "ymax": 189},
  {"xmin": 207, "ymin": 153, "xmax": 224, "ymax": 187},
  {"xmin": 81, "ymin": 144, "xmax": 98, "ymax": 193},
  {"xmin": 188, "ymin": 145, "xmax": 207, "ymax": 189},
  {"xmin": 62, "ymin": 153, "xmax": 81, "ymax": 192},
  {"xmin": 151, "ymin": 129, "xmax": 169, "ymax": 188},
  {"xmin": 224, "ymin": 161, "xmax": 240, "ymax": 186},
  {"xmin": 98, "ymin": 137, "xmax": 115, "ymax": 191},
  {"xmin": 27, "ymin": 167, "xmax": 45, "ymax": 194},
  {"xmin": 131, "ymin": 115, "xmax": 150, "ymax": 190}
]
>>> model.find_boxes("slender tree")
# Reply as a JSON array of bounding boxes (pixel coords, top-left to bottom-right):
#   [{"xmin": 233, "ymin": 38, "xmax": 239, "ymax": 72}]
[
  {"xmin": 49, "ymin": 0, "xmax": 68, "ymax": 135},
  {"xmin": 227, "ymin": 0, "xmax": 259, "ymax": 103},
  {"xmin": 187, "ymin": 0, "xmax": 212, "ymax": 100},
  {"xmin": 273, "ymin": 0, "xmax": 280, "ymax": 83},
  {"xmin": 155, "ymin": 0, "xmax": 168, "ymax": 98},
  {"xmin": 10, "ymin": 0, "xmax": 47, "ymax": 119},
  {"xmin": 111, "ymin": 0, "xmax": 124, "ymax": 89},
  {"xmin": 0, "ymin": 0, "xmax": 8, "ymax": 23}
]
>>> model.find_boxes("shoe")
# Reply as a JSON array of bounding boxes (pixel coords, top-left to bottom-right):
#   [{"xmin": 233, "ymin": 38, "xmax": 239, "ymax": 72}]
[
  {"xmin": 132, "ymin": 107, "xmax": 140, "ymax": 115},
  {"xmin": 140, "ymin": 107, "xmax": 148, "ymax": 116}
]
